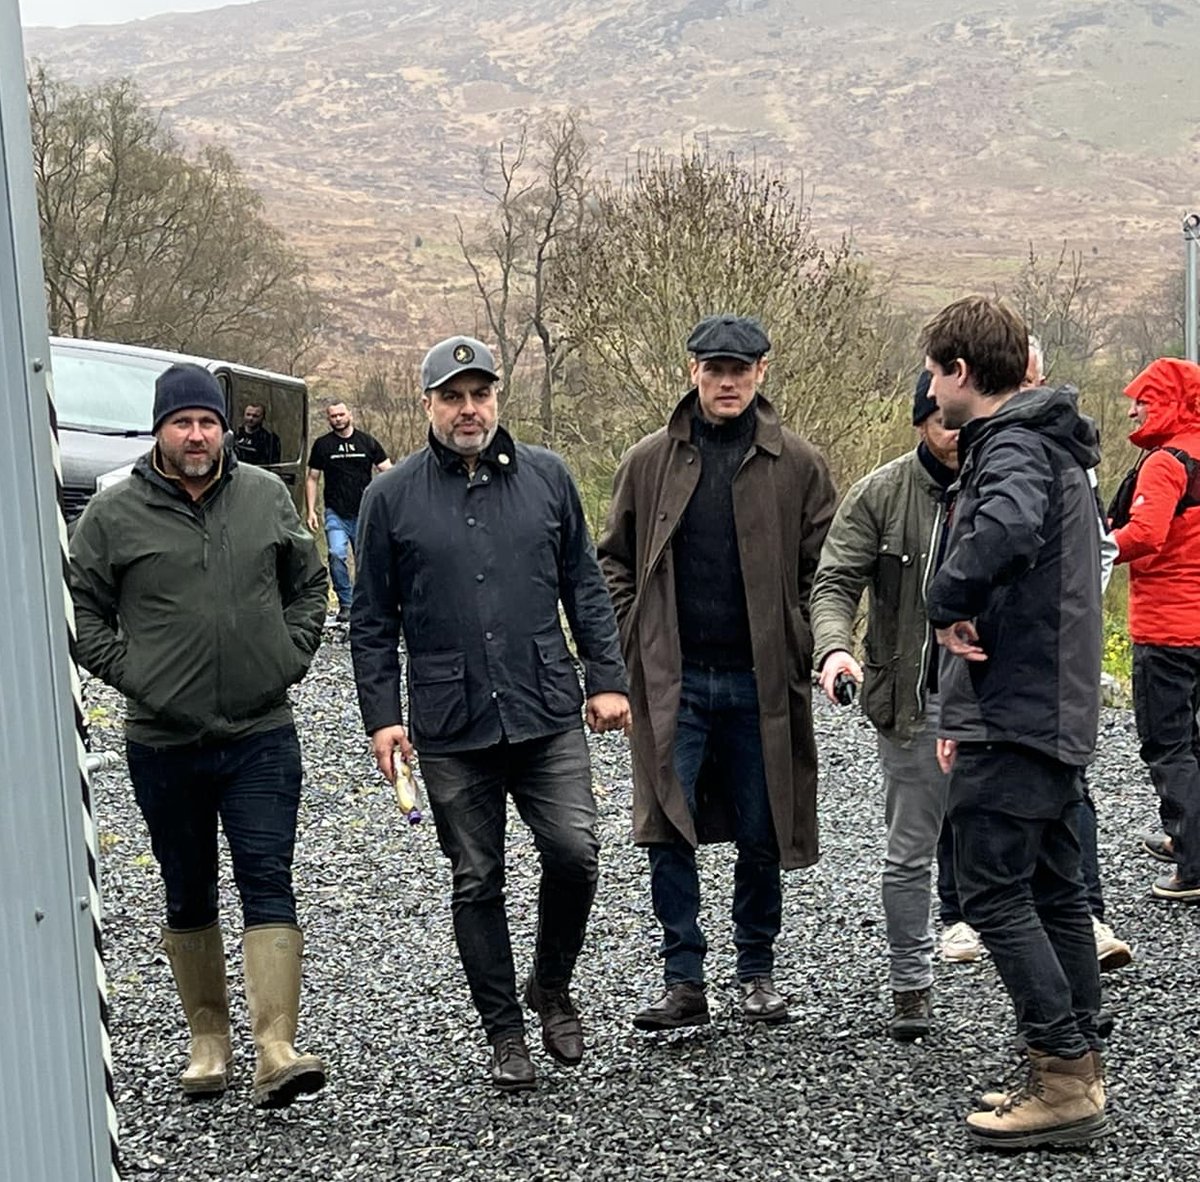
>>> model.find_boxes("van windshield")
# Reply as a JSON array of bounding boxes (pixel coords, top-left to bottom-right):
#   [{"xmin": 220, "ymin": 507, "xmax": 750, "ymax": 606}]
[{"xmin": 50, "ymin": 345, "xmax": 167, "ymax": 434}]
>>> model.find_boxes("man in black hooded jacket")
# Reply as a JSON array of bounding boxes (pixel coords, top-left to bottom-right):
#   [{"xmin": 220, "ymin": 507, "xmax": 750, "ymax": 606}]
[{"xmin": 922, "ymin": 297, "xmax": 1106, "ymax": 1150}]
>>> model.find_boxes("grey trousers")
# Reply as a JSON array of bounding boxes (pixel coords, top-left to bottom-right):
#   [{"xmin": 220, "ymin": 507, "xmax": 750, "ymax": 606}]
[{"xmin": 877, "ymin": 704, "xmax": 950, "ymax": 992}]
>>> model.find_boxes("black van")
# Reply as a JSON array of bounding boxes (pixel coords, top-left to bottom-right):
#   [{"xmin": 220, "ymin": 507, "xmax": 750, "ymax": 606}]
[{"xmin": 50, "ymin": 337, "xmax": 309, "ymax": 521}]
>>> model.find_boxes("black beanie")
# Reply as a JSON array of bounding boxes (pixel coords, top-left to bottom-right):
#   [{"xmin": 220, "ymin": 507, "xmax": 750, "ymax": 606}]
[
  {"xmin": 912, "ymin": 369, "xmax": 937, "ymax": 426},
  {"xmin": 152, "ymin": 363, "xmax": 228, "ymax": 431}
]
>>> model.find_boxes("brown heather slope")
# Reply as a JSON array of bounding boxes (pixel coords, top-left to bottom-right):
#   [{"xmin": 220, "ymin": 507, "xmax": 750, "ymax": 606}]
[{"xmin": 22, "ymin": 0, "xmax": 1200, "ymax": 357}]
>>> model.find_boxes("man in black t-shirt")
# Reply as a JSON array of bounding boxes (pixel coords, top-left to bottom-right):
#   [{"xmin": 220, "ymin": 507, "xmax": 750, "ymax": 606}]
[
  {"xmin": 233, "ymin": 403, "xmax": 281, "ymax": 466},
  {"xmin": 305, "ymin": 401, "xmax": 391, "ymax": 620}
]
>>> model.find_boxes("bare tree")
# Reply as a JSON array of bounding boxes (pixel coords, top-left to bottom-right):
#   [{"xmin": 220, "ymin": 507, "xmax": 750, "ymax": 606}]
[
  {"xmin": 554, "ymin": 145, "xmax": 906, "ymax": 486},
  {"xmin": 456, "ymin": 111, "xmax": 592, "ymax": 445},
  {"xmin": 28, "ymin": 65, "xmax": 322, "ymax": 374}
]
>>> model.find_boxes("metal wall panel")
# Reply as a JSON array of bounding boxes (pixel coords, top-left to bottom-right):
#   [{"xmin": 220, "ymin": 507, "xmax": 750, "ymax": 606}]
[{"xmin": 0, "ymin": 1, "xmax": 120, "ymax": 1178}]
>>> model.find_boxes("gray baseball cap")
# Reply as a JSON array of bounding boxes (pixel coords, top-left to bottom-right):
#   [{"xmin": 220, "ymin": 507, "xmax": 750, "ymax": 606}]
[{"xmin": 420, "ymin": 336, "xmax": 500, "ymax": 391}]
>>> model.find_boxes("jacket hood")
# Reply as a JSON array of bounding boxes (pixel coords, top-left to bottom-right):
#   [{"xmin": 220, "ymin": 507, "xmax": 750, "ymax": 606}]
[
  {"xmin": 1125, "ymin": 357, "xmax": 1200, "ymax": 448},
  {"xmin": 960, "ymin": 384, "xmax": 1101, "ymax": 470}
]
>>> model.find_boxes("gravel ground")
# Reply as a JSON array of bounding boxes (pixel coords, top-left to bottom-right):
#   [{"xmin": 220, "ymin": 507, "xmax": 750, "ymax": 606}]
[{"xmin": 86, "ymin": 632, "xmax": 1200, "ymax": 1182}]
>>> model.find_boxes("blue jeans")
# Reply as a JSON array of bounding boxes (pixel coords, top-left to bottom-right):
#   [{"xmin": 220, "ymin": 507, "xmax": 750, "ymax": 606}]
[
  {"xmin": 419, "ymin": 729, "xmax": 599, "ymax": 1039},
  {"xmin": 949, "ymin": 742, "xmax": 1101, "ymax": 1058},
  {"xmin": 324, "ymin": 508, "xmax": 358, "ymax": 609},
  {"xmin": 649, "ymin": 664, "xmax": 781, "ymax": 985},
  {"xmin": 126, "ymin": 725, "xmax": 302, "ymax": 930}
]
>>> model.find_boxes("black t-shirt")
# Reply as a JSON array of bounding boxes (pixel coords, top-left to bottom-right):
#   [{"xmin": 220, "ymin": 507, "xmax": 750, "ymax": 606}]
[
  {"xmin": 308, "ymin": 428, "xmax": 387, "ymax": 518},
  {"xmin": 233, "ymin": 425, "xmax": 281, "ymax": 466}
]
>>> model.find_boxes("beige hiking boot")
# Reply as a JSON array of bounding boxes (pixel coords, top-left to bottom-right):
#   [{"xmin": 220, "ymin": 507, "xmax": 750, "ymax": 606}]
[
  {"xmin": 243, "ymin": 925, "xmax": 326, "ymax": 1108},
  {"xmin": 161, "ymin": 922, "xmax": 233, "ymax": 1097},
  {"xmin": 968, "ymin": 1049, "xmax": 1107, "ymax": 1148},
  {"xmin": 1093, "ymin": 917, "xmax": 1133, "ymax": 972}
]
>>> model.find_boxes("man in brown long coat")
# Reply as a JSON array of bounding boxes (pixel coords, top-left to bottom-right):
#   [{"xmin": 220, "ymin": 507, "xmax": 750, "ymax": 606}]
[{"xmin": 599, "ymin": 315, "xmax": 837, "ymax": 1029}]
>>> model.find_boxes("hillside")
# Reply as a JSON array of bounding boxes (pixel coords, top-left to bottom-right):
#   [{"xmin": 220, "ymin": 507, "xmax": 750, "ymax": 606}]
[{"xmin": 22, "ymin": 0, "xmax": 1200, "ymax": 357}]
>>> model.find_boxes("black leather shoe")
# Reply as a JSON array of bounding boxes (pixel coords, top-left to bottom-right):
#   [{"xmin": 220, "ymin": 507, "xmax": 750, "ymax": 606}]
[
  {"xmin": 632, "ymin": 982, "xmax": 710, "ymax": 1031},
  {"xmin": 889, "ymin": 987, "xmax": 932, "ymax": 1041},
  {"xmin": 740, "ymin": 976, "xmax": 789, "ymax": 1023},
  {"xmin": 524, "ymin": 976, "xmax": 584, "ymax": 1065},
  {"xmin": 490, "ymin": 1033, "xmax": 536, "ymax": 1092}
]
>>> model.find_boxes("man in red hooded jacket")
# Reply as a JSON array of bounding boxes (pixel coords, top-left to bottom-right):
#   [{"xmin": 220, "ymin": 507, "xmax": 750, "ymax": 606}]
[{"xmin": 1113, "ymin": 357, "xmax": 1200, "ymax": 900}]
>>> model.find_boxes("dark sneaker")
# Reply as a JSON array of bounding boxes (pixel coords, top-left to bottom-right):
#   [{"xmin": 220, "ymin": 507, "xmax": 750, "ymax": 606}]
[
  {"xmin": 1141, "ymin": 832, "xmax": 1175, "ymax": 862},
  {"xmin": 1151, "ymin": 871, "xmax": 1200, "ymax": 901},
  {"xmin": 889, "ymin": 987, "xmax": 932, "ymax": 1041},
  {"xmin": 490, "ymin": 1033, "xmax": 536, "ymax": 1092},
  {"xmin": 739, "ymin": 976, "xmax": 788, "ymax": 1024},
  {"xmin": 632, "ymin": 982, "xmax": 710, "ymax": 1032},
  {"xmin": 524, "ymin": 976, "xmax": 584, "ymax": 1066},
  {"xmin": 336, "ymin": 604, "xmax": 351, "ymax": 623}
]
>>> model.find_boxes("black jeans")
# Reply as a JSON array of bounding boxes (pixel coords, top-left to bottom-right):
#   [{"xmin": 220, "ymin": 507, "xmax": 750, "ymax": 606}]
[
  {"xmin": 939, "ymin": 779, "xmax": 1105, "ymax": 922},
  {"xmin": 420, "ymin": 729, "xmax": 599, "ymax": 1040},
  {"xmin": 1132, "ymin": 643, "xmax": 1200, "ymax": 882},
  {"xmin": 949, "ymin": 742, "xmax": 1101, "ymax": 1058},
  {"xmin": 127, "ymin": 724, "xmax": 302, "ymax": 930}
]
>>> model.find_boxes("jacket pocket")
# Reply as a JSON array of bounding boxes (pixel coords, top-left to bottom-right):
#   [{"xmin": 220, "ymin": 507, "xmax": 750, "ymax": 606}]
[
  {"xmin": 862, "ymin": 660, "xmax": 896, "ymax": 730},
  {"xmin": 534, "ymin": 632, "xmax": 584, "ymax": 715},
  {"xmin": 408, "ymin": 651, "xmax": 469, "ymax": 739},
  {"xmin": 222, "ymin": 610, "xmax": 309, "ymax": 720}
]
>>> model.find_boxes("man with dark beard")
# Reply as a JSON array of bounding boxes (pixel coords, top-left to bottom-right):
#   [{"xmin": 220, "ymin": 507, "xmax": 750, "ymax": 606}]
[{"xmin": 69, "ymin": 362, "xmax": 329, "ymax": 1109}]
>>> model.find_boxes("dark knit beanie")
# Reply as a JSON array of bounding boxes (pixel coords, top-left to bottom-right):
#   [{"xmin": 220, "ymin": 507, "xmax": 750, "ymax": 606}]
[
  {"xmin": 152, "ymin": 363, "xmax": 229, "ymax": 431},
  {"xmin": 912, "ymin": 369, "xmax": 937, "ymax": 426}
]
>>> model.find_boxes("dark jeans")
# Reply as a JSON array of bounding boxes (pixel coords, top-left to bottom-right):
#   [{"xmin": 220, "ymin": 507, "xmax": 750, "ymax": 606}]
[
  {"xmin": 420, "ymin": 728, "xmax": 599, "ymax": 1040},
  {"xmin": 949, "ymin": 742, "xmax": 1101, "ymax": 1058},
  {"xmin": 649, "ymin": 664, "xmax": 781, "ymax": 986},
  {"xmin": 1133, "ymin": 643, "xmax": 1200, "ymax": 882},
  {"xmin": 127, "ymin": 724, "xmax": 302, "ymax": 930},
  {"xmin": 939, "ymin": 779, "xmax": 1105, "ymax": 922}
]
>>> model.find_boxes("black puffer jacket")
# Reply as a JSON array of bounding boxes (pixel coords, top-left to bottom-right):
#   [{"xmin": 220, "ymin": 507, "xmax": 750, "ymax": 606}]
[{"xmin": 927, "ymin": 386, "xmax": 1102, "ymax": 766}]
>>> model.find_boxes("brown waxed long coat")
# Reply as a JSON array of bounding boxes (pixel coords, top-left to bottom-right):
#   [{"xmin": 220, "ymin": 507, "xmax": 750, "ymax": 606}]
[{"xmin": 598, "ymin": 391, "xmax": 838, "ymax": 870}]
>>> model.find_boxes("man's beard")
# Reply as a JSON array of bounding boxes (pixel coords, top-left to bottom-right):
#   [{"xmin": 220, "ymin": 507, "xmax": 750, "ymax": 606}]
[
  {"xmin": 160, "ymin": 439, "xmax": 220, "ymax": 479},
  {"xmin": 434, "ymin": 422, "xmax": 498, "ymax": 455}
]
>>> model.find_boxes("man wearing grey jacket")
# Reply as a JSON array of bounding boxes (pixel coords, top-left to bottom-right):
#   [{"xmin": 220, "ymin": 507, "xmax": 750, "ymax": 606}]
[
  {"xmin": 69, "ymin": 363, "xmax": 328, "ymax": 1109},
  {"xmin": 811, "ymin": 370, "xmax": 958, "ymax": 1040}
]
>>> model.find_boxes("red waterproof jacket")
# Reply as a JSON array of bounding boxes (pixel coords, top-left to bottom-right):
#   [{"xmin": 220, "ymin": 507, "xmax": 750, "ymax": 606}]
[{"xmin": 1113, "ymin": 358, "xmax": 1200, "ymax": 645}]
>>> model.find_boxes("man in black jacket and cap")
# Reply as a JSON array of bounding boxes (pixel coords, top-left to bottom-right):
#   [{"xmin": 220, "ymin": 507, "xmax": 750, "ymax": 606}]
[
  {"xmin": 923, "ymin": 297, "xmax": 1107, "ymax": 1149},
  {"xmin": 350, "ymin": 335, "xmax": 630, "ymax": 1092}
]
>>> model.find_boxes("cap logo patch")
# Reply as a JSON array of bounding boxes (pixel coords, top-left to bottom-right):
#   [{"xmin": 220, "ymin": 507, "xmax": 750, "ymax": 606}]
[{"xmin": 453, "ymin": 344, "xmax": 475, "ymax": 364}]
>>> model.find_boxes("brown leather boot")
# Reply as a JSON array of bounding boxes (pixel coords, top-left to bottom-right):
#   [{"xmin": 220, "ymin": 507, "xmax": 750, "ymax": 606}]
[
  {"xmin": 524, "ymin": 976, "xmax": 584, "ymax": 1065},
  {"xmin": 633, "ymin": 982, "xmax": 710, "ymax": 1031},
  {"xmin": 161, "ymin": 923, "xmax": 233, "ymax": 1097},
  {"xmin": 243, "ymin": 925, "xmax": 326, "ymax": 1108},
  {"xmin": 967, "ymin": 1049, "xmax": 1107, "ymax": 1148}
]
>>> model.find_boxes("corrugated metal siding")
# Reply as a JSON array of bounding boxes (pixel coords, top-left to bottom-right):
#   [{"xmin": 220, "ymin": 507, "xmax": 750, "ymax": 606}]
[{"xmin": 0, "ymin": 3, "xmax": 119, "ymax": 1177}]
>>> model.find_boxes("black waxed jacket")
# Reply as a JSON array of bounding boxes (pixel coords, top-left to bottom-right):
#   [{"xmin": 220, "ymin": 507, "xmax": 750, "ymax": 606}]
[
  {"xmin": 927, "ymin": 385, "xmax": 1102, "ymax": 766},
  {"xmin": 350, "ymin": 427, "xmax": 627, "ymax": 753}
]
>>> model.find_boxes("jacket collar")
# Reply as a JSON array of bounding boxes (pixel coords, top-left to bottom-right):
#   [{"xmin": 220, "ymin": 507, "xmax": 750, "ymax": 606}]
[
  {"xmin": 667, "ymin": 389, "xmax": 783, "ymax": 456},
  {"xmin": 427, "ymin": 423, "xmax": 519, "ymax": 474}
]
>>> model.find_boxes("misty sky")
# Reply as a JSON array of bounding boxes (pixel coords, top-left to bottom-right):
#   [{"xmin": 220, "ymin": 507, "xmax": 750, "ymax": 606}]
[{"xmin": 19, "ymin": 0, "xmax": 256, "ymax": 28}]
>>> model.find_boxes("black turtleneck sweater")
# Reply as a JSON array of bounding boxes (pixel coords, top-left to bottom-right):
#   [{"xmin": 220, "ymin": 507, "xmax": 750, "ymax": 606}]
[{"xmin": 672, "ymin": 399, "xmax": 758, "ymax": 670}]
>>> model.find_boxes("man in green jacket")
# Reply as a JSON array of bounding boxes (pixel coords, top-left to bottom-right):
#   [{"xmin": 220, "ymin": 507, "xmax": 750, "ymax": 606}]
[
  {"xmin": 69, "ymin": 363, "xmax": 329, "ymax": 1109},
  {"xmin": 810, "ymin": 370, "xmax": 959, "ymax": 1040}
]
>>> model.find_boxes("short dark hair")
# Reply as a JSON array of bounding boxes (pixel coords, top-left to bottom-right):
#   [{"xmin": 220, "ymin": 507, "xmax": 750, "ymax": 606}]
[{"xmin": 920, "ymin": 297, "xmax": 1027, "ymax": 396}]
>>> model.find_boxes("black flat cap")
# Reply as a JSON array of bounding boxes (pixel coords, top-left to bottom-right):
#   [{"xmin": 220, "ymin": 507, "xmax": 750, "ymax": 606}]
[{"xmin": 686, "ymin": 315, "xmax": 771, "ymax": 364}]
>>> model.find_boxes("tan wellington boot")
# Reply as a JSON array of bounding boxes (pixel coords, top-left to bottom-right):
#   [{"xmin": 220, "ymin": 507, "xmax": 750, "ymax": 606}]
[
  {"xmin": 160, "ymin": 923, "xmax": 233, "ymax": 1097},
  {"xmin": 967, "ymin": 1049, "xmax": 1107, "ymax": 1148},
  {"xmin": 243, "ymin": 925, "xmax": 326, "ymax": 1108}
]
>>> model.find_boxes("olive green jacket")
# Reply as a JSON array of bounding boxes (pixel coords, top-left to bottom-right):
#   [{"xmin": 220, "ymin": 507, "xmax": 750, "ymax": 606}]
[
  {"xmin": 69, "ymin": 451, "xmax": 327, "ymax": 746},
  {"xmin": 810, "ymin": 448, "xmax": 948, "ymax": 742}
]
